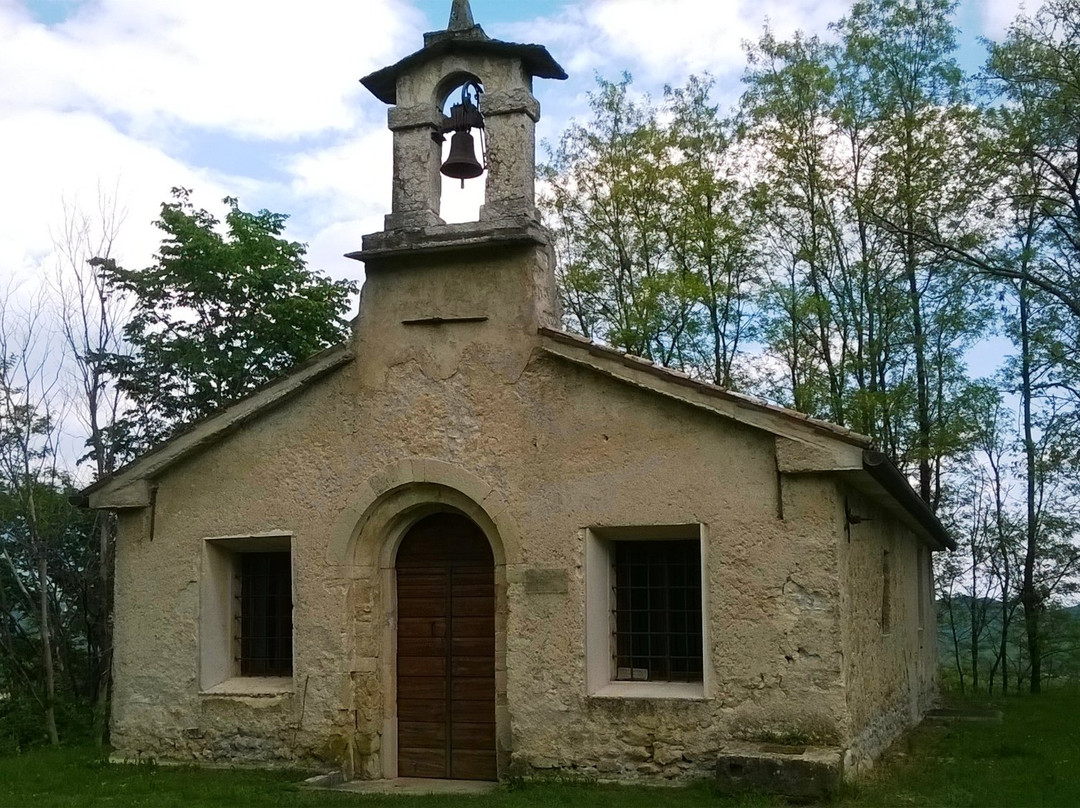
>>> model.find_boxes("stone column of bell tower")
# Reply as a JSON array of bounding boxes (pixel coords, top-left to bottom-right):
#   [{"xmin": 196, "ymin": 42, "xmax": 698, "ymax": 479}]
[{"xmin": 348, "ymin": 0, "xmax": 567, "ymax": 376}]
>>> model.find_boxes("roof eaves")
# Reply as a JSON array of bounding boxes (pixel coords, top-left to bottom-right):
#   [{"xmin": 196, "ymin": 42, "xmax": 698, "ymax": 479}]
[
  {"xmin": 361, "ymin": 38, "xmax": 567, "ymax": 105},
  {"xmin": 537, "ymin": 327, "xmax": 954, "ymax": 551},
  {"xmin": 861, "ymin": 450, "xmax": 956, "ymax": 550},
  {"xmin": 75, "ymin": 343, "xmax": 355, "ymax": 506},
  {"xmin": 538, "ymin": 327, "xmax": 873, "ymax": 448}
]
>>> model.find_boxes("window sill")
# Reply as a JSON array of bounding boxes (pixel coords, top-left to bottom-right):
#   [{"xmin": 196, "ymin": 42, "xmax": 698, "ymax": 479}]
[
  {"xmin": 200, "ymin": 677, "xmax": 294, "ymax": 697},
  {"xmin": 590, "ymin": 682, "xmax": 706, "ymax": 700}
]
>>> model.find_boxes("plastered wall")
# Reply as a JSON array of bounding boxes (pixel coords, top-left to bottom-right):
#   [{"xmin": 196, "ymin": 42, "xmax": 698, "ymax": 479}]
[
  {"xmin": 837, "ymin": 488, "xmax": 938, "ymax": 773},
  {"xmin": 107, "ymin": 242, "xmax": 928, "ymax": 781}
]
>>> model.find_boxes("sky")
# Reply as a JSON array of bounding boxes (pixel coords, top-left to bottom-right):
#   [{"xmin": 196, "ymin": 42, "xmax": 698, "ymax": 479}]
[{"xmin": 0, "ymin": 0, "xmax": 1021, "ymax": 313}]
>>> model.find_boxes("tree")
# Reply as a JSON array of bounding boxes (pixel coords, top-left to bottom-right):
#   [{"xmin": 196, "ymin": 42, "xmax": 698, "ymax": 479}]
[
  {"xmin": 741, "ymin": 0, "xmax": 990, "ymax": 504},
  {"xmin": 972, "ymin": 1, "xmax": 1080, "ymax": 692},
  {"xmin": 541, "ymin": 78, "xmax": 682, "ymax": 362},
  {"xmin": 102, "ymin": 188, "xmax": 357, "ymax": 448},
  {"xmin": 663, "ymin": 76, "xmax": 760, "ymax": 387},
  {"xmin": 0, "ymin": 291, "xmax": 64, "ymax": 746},
  {"xmin": 541, "ymin": 76, "xmax": 759, "ymax": 381},
  {"xmin": 742, "ymin": 30, "xmax": 849, "ymax": 416},
  {"xmin": 837, "ymin": 0, "xmax": 990, "ymax": 508},
  {"xmin": 51, "ymin": 189, "xmax": 129, "ymax": 743}
]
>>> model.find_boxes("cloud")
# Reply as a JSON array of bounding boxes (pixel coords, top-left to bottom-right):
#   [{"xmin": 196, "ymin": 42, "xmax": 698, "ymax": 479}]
[
  {"xmin": 0, "ymin": 108, "xmax": 238, "ymax": 287},
  {"xmin": 1, "ymin": 0, "xmax": 421, "ymax": 140},
  {"xmin": 502, "ymin": 0, "xmax": 851, "ymax": 90},
  {"xmin": 0, "ymin": 0, "xmax": 1007, "ymax": 307},
  {"xmin": 0, "ymin": 0, "xmax": 427, "ymax": 302},
  {"xmin": 977, "ymin": 0, "xmax": 1025, "ymax": 38}
]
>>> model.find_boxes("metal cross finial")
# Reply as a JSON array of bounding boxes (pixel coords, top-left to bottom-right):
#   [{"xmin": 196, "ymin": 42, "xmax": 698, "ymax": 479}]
[{"xmin": 448, "ymin": 0, "xmax": 475, "ymax": 31}]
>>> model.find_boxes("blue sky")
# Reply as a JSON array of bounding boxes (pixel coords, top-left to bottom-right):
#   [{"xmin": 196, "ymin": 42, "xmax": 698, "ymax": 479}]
[{"xmin": 2, "ymin": 0, "xmax": 1018, "ymax": 306}]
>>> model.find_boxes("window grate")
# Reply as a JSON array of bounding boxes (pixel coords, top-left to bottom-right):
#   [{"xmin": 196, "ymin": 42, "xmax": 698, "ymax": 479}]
[
  {"xmin": 237, "ymin": 552, "xmax": 293, "ymax": 677},
  {"xmin": 612, "ymin": 539, "xmax": 702, "ymax": 683}
]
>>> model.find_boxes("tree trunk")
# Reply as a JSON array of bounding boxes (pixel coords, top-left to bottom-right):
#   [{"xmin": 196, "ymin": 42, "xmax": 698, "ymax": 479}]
[
  {"xmin": 1018, "ymin": 277, "xmax": 1042, "ymax": 693},
  {"xmin": 37, "ymin": 552, "xmax": 60, "ymax": 746},
  {"xmin": 905, "ymin": 230, "xmax": 933, "ymax": 505},
  {"xmin": 970, "ymin": 564, "xmax": 980, "ymax": 692},
  {"xmin": 93, "ymin": 513, "xmax": 115, "ymax": 745}
]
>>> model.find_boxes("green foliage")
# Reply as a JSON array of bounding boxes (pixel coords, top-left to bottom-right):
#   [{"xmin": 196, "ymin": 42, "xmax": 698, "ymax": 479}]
[
  {"xmin": 742, "ymin": 0, "xmax": 992, "ymax": 509},
  {"xmin": 102, "ymin": 188, "xmax": 357, "ymax": 449},
  {"xmin": 1, "ymin": 338, "xmax": 107, "ymax": 748},
  {"xmin": 544, "ymin": 0, "xmax": 1078, "ymax": 696},
  {"xmin": 540, "ymin": 74, "xmax": 759, "ymax": 385}
]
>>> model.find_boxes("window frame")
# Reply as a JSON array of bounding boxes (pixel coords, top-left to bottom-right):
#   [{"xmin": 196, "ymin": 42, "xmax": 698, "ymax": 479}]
[
  {"xmin": 199, "ymin": 533, "xmax": 294, "ymax": 694},
  {"xmin": 585, "ymin": 524, "xmax": 709, "ymax": 700}
]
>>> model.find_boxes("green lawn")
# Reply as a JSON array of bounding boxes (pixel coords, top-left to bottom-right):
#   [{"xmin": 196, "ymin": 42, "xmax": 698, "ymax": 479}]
[
  {"xmin": 1, "ymin": 692, "xmax": 1077, "ymax": 807},
  {"xmin": 840, "ymin": 691, "xmax": 1080, "ymax": 808}
]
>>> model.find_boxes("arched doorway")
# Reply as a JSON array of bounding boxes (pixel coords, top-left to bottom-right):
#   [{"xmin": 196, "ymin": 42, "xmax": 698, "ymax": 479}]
[{"xmin": 395, "ymin": 512, "xmax": 496, "ymax": 780}]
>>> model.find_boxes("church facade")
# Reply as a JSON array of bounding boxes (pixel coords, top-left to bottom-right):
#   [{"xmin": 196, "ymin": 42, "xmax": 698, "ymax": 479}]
[{"xmin": 83, "ymin": 0, "xmax": 952, "ymax": 784}]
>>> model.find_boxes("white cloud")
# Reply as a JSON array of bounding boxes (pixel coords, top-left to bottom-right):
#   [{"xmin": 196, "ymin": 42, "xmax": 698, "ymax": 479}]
[
  {"xmin": 977, "ymin": 0, "xmax": 1025, "ymax": 38},
  {"xmin": 1, "ymin": 0, "xmax": 420, "ymax": 139},
  {"xmin": 0, "ymin": 109, "xmax": 237, "ymax": 288},
  {"xmin": 0, "ymin": 0, "xmax": 1009, "ymax": 309},
  {"xmin": 503, "ymin": 0, "xmax": 851, "ymax": 91}
]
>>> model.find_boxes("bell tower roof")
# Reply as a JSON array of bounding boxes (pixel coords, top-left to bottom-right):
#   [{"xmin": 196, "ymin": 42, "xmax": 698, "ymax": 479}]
[{"xmin": 360, "ymin": 3, "xmax": 566, "ymax": 106}]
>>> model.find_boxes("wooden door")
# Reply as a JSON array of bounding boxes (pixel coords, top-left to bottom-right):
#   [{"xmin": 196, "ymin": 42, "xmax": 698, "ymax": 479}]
[{"xmin": 396, "ymin": 513, "xmax": 496, "ymax": 780}]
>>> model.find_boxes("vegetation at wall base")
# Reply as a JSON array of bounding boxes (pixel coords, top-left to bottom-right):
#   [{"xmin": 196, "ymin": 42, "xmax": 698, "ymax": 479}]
[{"xmin": 0, "ymin": 691, "xmax": 1077, "ymax": 806}]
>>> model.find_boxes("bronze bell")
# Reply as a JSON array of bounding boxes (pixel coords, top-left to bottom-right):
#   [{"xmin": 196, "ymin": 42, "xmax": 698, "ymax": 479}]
[{"xmin": 441, "ymin": 130, "xmax": 484, "ymax": 181}]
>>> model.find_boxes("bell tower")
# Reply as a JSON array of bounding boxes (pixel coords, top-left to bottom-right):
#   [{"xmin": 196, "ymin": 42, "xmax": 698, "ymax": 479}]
[
  {"xmin": 357, "ymin": 0, "xmax": 565, "ymax": 229},
  {"xmin": 349, "ymin": 0, "xmax": 567, "ymax": 375}
]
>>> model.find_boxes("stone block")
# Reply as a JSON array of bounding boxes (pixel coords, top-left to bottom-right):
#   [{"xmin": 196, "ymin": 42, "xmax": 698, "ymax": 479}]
[
  {"xmin": 523, "ymin": 567, "xmax": 568, "ymax": 594},
  {"xmin": 716, "ymin": 743, "xmax": 843, "ymax": 801}
]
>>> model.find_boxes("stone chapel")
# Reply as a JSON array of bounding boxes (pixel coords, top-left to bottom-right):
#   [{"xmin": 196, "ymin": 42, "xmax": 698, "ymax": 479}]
[{"xmin": 81, "ymin": 0, "xmax": 953, "ymax": 788}]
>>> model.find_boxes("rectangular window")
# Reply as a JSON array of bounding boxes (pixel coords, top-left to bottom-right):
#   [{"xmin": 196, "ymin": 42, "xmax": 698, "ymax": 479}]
[
  {"xmin": 237, "ymin": 552, "xmax": 293, "ymax": 677},
  {"xmin": 613, "ymin": 539, "xmax": 703, "ymax": 683},
  {"xmin": 200, "ymin": 533, "xmax": 293, "ymax": 693},
  {"xmin": 585, "ymin": 525, "xmax": 707, "ymax": 699}
]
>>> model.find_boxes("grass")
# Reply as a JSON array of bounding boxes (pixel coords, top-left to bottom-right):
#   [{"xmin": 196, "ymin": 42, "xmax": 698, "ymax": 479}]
[
  {"xmin": 1, "ymin": 691, "xmax": 1077, "ymax": 807},
  {"xmin": 839, "ymin": 689, "xmax": 1080, "ymax": 808}
]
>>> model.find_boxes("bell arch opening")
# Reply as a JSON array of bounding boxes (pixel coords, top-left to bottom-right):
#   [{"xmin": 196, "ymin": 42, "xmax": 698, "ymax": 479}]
[{"xmin": 437, "ymin": 74, "xmax": 486, "ymax": 223}]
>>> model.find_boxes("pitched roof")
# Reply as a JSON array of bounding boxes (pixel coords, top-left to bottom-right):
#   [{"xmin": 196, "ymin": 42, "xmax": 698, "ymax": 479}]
[
  {"xmin": 538, "ymin": 327, "xmax": 954, "ymax": 551},
  {"xmin": 359, "ymin": 6, "xmax": 566, "ymax": 107},
  {"xmin": 75, "ymin": 344, "xmax": 355, "ymax": 509},
  {"xmin": 75, "ymin": 325, "xmax": 953, "ymax": 550},
  {"xmin": 538, "ymin": 327, "xmax": 873, "ymax": 447}
]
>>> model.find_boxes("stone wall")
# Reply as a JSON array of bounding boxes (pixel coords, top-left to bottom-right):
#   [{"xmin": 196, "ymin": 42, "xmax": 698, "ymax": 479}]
[
  {"xmin": 836, "ymin": 488, "xmax": 938, "ymax": 774},
  {"xmin": 107, "ymin": 232, "xmax": 930, "ymax": 781},
  {"xmin": 109, "ymin": 275, "xmax": 854, "ymax": 779}
]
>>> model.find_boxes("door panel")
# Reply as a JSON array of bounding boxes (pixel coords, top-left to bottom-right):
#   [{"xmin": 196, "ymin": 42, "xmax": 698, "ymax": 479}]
[{"xmin": 396, "ymin": 513, "xmax": 496, "ymax": 780}]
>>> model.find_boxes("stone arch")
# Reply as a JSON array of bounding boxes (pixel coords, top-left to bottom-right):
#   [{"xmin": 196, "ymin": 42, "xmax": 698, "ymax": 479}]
[
  {"xmin": 329, "ymin": 459, "xmax": 517, "ymax": 779},
  {"xmin": 327, "ymin": 458, "xmax": 521, "ymax": 569},
  {"xmin": 434, "ymin": 69, "xmax": 484, "ymax": 111}
]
